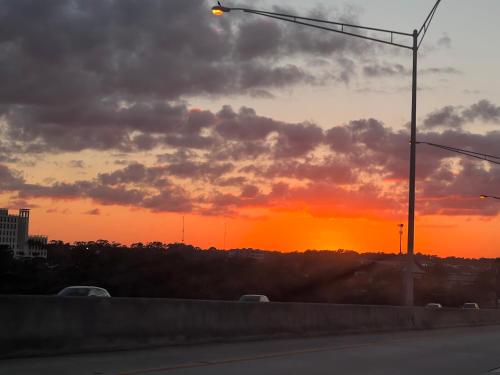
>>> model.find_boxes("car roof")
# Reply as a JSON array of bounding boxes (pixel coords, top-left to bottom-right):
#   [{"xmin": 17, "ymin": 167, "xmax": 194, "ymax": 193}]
[{"xmin": 62, "ymin": 286, "xmax": 106, "ymax": 290}]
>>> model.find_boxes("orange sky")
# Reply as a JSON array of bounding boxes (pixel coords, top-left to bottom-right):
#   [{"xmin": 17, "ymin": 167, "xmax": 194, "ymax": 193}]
[{"xmin": 21, "ymin": 198, "xmax": 500, "ymax": 259}]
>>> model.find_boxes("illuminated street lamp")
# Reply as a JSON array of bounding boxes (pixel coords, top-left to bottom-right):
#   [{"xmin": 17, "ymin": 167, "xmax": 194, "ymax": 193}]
[
  {"xmin": 211, "ymin": 5, "xmax": 230, "ymax": 16},
  {"xmin": 212, "ymin": 1, "xmax": 443, "ymax": 306}
]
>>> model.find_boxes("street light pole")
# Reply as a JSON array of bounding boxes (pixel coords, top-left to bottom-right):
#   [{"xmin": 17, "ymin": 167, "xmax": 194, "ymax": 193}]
[
  {"xmin": 212, "ymin": 1, "xmax": 443, "ymax": 306},
  {"xmin": 405, "ymin": 30, "xmax": 418, "ymax": 306}
]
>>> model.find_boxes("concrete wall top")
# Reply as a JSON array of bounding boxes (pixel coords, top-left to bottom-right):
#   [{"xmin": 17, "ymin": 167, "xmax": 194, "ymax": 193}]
[{"xmin": 1, "ymin": 295, "xmax": 499, "ymax": 359}]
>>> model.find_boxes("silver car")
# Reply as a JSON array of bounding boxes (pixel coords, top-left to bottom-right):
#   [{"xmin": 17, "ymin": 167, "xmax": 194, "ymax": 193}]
[
  {"xmin": 239, "ymin": 294, "xmax": 270, "ymax": 302},
  {"xmin": 57, "ymin": 286, "xmax": 111, "ymax": 297},
  {"xmin": 425, "ymin": 303, "xmax": 443, "ymax": 309}
]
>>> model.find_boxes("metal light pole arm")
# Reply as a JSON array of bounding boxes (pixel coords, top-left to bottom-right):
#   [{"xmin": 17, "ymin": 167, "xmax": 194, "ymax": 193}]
[
  {"xmin": 417, "ymin": 0, "xmax": 442, "ymax": 49},
  {"xmin": 224, "ymin": 6, "xmax": 414, "ymax": 50}
]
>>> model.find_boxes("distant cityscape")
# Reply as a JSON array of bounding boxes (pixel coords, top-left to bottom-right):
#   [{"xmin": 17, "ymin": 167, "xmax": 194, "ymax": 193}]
[{"xmin": 0, "ymin": 208, "xmax": 48, "ymax": 259}]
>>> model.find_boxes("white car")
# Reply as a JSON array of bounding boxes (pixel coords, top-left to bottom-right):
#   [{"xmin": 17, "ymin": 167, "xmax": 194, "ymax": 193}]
[
  {"xmin": 425, "ymin": 303, "xmax": 443, "ymax": 309},
  {"xmin": 462, "ymin": 302, "xmax": 479, "ymax": 310},
  {"xmin": 57, "ymin": 286, "xmax": 111, "ymax": 297},
  {"xmin": 239, "ymin": 294, "xmax": 270, "ymax": 302}
]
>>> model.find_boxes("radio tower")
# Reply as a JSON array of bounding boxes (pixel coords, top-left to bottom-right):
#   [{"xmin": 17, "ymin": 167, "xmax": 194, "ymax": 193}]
[
  {"xmin": 223, "ymin": 222, "xmax": 227, "ymax": 250},
  {"xmin": 182, "ymin": 216, "xmax": 185, "ymax": 243}
]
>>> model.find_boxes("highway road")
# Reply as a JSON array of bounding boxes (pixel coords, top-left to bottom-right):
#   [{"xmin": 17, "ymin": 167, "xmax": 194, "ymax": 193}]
[{"xmin": 3, "ymin": 326, "xmax": 500, "ymax": 375}]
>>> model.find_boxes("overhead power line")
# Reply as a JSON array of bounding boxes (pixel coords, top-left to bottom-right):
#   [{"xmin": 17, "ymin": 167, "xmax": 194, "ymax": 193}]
[{"xmin": 417, "ymin": 141, "xmax": 500, "ymax": 166}]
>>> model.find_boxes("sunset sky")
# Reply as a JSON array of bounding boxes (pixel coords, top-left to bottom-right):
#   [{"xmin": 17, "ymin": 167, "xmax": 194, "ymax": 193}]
[{"xmin": 1, "ymin": 0, "xmax": 500, "ymax": 257}]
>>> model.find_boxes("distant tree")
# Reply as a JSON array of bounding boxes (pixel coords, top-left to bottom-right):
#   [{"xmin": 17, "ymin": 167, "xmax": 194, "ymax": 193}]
[{"xmin": 95, "ymin": 239, "xmax": 111, "ymax": 247}]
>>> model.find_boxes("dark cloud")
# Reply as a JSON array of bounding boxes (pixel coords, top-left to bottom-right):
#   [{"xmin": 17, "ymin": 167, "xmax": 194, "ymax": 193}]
[
  {"xmin": 463, "ymin": 100, "xmax": 500, "ymax": 123},
  {"xmin": 363, "ymin": 63, "xmax": 407, "ymax": 78},
  {"xmin": 142, "ymin": 190, "xmax": 193, "ymax": 213},
  {"xmin": 0, "ymin": 0, "xmax": 374, "ymax": 155},
  {"xmin": 363, "ymin": 63, "xmax": 460, "ymax": 78},
  {"xmin": 166, "ymin": 161, "xmax": 234, "ymax": 181},
  {"xmin": 437, "ymin": 34, "xmax": 452, "ymax": 49},
  {"xmin": 98, "ymin": 163, "xmax": 149, "ymax": 185},
  {"xmin": 240, "ymin": 185, "xmax": 260, "ymax": 199},
  {"xmin": 421, "ymin": 67, "xmax": 461, "ymax": 75},
  {"xmin": 0, "ymin": 164, "xmax": 24, "ymax": 190},
  {"xmin": 235, "ymin": 19, "xmax": 283, "ymax": 61},
  {"xmin": 273, "ymin": 122, "xmax": 324, "ymax": 158},
  {"xmin": 5, "ymin": 103, "xmax": 500, "ymax": 219},
  {"xmin": 215, "ymin": 106, "xmax": 278, "ymax": 141},
  {"xmin": 423, "ymin": 106, "xmax": 464, "ymax": 129},
  {"xmin": 423, "ymin": 100, "xmax": 500, "ymax": 129}
]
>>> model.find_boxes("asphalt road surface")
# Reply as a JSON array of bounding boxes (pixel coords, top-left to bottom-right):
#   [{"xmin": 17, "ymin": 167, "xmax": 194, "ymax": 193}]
[{"xmin": 3, "ymin": 326, "xmax": 500, "ymax": 375}]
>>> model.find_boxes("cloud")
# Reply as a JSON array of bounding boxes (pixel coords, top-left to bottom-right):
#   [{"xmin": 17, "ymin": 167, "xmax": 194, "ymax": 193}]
[
  {"xmin": 0, "ymin": 0, "xmax": 375, "ymax": 155},
  {"xmin": 273, "ymin": 122, "xmax": 324, "ymax": 158},
  {"xmin": 363, "ymin": 63, "xmax": 460, "ymax": 78},
  {"xmin": 423, "ymin": 106, "xmax": 464, "ymax": 129},
  {"xmin": 19, "ymin": 180, "xmax": 146, "ymax": 207},
  {"xmin": 437, "ymin": 34, "xmax": 452, "ymax": 49},
  {"xmin": 142, "ymin": 190, "xmax": 193, "ymax": 213},
  {"xmin": 5, "ymin": 100, "xmax": 500, "ymax": 219},
  {"xmin": 423, "ymin": 100, "xmax": 500, "ymax": 129},
  {"xmin": 363, "ymin": 63, "xmax": 408, "ymax": 78},
  {"xmin": 421, "ymin": 67, "xmax": 461, "ymax": 75},
  {"xmin": 463, "ymin": 100, "xmax": 500, "ymax": 123},
  {"xmin": 0, "ymin": 164, "xmax": 24, "ymax": 190}
]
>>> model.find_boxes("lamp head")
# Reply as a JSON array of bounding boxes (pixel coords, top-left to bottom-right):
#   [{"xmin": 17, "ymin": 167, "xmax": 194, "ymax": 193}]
[{"xmin": 212, "ymin": 5, "xmax": 230, "ymax": 16}]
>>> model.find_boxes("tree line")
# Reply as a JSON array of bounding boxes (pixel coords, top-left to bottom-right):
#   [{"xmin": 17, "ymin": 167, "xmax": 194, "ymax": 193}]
[{"xmin": 0, "ymin": 241, "xmax": 497, "ymax": 307}]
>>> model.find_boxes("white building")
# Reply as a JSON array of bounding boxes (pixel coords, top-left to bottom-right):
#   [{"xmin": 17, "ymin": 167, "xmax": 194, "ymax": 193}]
[{"xmin": 0, "ymin": 209, "xmax": 48, "ymax": 259}]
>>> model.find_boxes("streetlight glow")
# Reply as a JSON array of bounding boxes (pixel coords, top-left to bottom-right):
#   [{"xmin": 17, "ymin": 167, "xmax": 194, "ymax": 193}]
[{"xmin": 211, "ymin": 6, "xmax": 227, "ymax": 16}]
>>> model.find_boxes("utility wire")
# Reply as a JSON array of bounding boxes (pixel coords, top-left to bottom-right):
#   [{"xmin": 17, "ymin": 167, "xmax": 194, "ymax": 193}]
[{"xmin": 417, "ymin": 141, "xmax": 500, "ymax": 166}]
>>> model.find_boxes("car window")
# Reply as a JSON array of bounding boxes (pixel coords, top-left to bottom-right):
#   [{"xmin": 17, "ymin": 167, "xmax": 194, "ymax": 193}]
[
  {"xmin": 240, "ymin": 296, "xmax": 260, "ymax": 302},
  {"xmin": 60, "ymin": 288, "xmax": 90, "ymax": 297}
]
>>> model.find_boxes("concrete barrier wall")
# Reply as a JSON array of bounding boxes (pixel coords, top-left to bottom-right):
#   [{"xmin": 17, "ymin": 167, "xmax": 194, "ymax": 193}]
[{"xmin": 2, "ymin": 295, "xmax": 500, "ymax": 358}]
